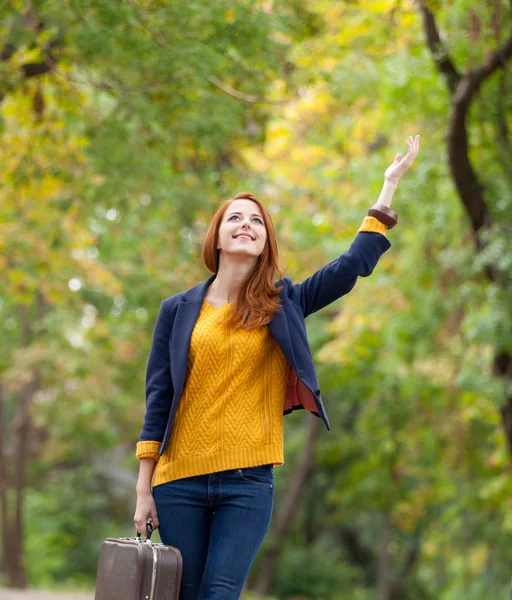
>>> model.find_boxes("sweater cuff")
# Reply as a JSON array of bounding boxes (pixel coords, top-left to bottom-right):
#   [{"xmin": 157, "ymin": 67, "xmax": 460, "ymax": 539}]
[
  {"xmin": 136, "ymin": 441, "xmax": 161, "ymax": 461},
  {"xmin": 358, "ymin": 216, "xmax": 388, "ymax": 235}
]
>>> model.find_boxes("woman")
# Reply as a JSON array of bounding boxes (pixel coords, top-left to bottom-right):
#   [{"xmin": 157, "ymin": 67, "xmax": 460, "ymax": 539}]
[{"xmin": 134, "ymin": 135, "xmax": 420, "ymax": 600}]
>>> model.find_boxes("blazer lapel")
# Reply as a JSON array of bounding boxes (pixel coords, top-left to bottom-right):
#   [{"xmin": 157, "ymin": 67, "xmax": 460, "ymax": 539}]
[
  {"xmin": 268, "ymin": 306, "xmax": 297, "ymax": 370},
  {"xmin": 169, "ymin": 275, "xmax": 215, "ymax": 398}
]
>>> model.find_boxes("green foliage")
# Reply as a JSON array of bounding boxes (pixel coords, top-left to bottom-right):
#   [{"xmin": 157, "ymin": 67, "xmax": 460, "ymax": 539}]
[
  {"xmin": 1, "ymin": 0, "xmax": 511, "ymax": 597},
  {"xmin": 273, "ymin": 536, "xmax": 362, "ymax": 599},
  {"xmin": 25, "ymin": 466, "xmax": 120, "ymax": 588}
]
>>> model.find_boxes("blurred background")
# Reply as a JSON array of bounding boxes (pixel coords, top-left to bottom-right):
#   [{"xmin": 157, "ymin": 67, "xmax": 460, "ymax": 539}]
[{"xmin": 1, "ymin": 1, "xmax": 511, "ymax": 599}]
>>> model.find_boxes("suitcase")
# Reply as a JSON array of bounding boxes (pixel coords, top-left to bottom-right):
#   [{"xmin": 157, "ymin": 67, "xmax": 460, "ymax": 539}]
[{"xmin": 94, "ymin": 523, "xmax": 183, "ymax": 600}]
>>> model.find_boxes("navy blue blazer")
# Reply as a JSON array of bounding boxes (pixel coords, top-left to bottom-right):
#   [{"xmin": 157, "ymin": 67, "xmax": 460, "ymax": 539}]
[{"xmin": 140, "ymin": 231, "xmax": 391, "ymax": 455}]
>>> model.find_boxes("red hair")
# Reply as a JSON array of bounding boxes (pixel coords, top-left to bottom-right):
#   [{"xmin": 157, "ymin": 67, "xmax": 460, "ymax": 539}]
[{"xmin": 201, "ymin": 193, "xmax": 284, "ymax": 330}]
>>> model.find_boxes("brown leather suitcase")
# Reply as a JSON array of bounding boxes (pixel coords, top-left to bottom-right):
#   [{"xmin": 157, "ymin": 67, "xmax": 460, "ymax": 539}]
[{"xmin": 94, "ymin": 524, "xmax": 183, "ymax": 600}]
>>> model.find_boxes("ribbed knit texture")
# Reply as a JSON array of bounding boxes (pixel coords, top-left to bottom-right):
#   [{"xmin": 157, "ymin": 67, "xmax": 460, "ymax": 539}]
[
  {"xmin": 136, "ymin": 216, "xmax": 388, "ymax": 483},
  {"xmin": 146, "ymin": 299, "xmax": 290, "ymax": 486},
  {"xmin": 358, "ymin": 216, "xmax": 388, "ymax": 235}
]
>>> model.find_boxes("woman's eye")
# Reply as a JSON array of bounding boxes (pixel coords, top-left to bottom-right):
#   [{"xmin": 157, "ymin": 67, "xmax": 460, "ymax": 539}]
[{"xmin": 228, "ymin": 215, "xmax": 262, "ymax": 224}]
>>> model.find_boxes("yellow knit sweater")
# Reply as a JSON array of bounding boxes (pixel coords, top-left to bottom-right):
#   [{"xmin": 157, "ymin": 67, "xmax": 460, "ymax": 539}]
[
  {"xmin": 145, "ymin": 300, "xmax": 289, "ymax": 485},
  {"xmin": 136, "ymin": 216, "xmax": 388, "ymax": 486}
]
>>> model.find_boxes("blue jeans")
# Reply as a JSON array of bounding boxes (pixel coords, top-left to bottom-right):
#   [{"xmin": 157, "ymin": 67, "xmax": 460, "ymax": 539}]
[{"xmin": 152, "ymin": 464, "xmax": 275, "ymax": 600}]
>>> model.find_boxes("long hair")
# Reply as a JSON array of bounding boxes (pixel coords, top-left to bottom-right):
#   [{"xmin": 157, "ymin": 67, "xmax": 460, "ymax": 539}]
[{"xmin": 201, "ymin": 192, "xmax": 284, "ymax": 331}]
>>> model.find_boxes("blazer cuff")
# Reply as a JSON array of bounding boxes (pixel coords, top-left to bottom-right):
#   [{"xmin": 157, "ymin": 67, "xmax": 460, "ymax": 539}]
[
  {"xmin": 136, "ymin": 441, "xmax": 161, "ymax": 461},
  {"xmin": 358, "ymin": 216, "xmax": 388, "ymax": 235}
]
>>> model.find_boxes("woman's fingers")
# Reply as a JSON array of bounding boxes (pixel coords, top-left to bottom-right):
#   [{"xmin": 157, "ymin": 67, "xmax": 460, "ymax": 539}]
[
  {"xmin": 150, "ymin": 509, "xmax": 160, "ymax": 529},
  {"xmin": 134, "ymin": 518, "xmax": 145, "ymax": 534},
  {"xmin": 405, "ymin": 134, "xmax": 420, "ymax": 163},
  {"xmin": 134, "ymin": 496, "xmax": 160, "ymax": 534},
  {"xmin": 134, "ymin": 516, "xmax": 155, "ymax": 534},
  {"xmin": 411, "ymin": 134, "xmax": 420, "ymax": 154},
  {"xmin": 384, "ymin": 133, "xmax": 420, "ymax": 182}
]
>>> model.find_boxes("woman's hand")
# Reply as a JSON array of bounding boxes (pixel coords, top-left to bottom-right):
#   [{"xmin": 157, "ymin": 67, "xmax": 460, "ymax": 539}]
[
  {"xmin": 384, "ymin": 135, "xmax": 420, "ymax": 185},
  {"xmin": 134, "ymin": 491, "xmax": 160, "ymax": 535}
]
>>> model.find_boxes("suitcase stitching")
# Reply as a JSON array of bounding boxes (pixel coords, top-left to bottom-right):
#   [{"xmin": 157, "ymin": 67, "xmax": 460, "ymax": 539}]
[
  {"xmin": 154, "ymin": 546, "xmax": 161, "ymax": 600},
  {"xmin": 149, "ymin": 544, "xmax": 158, "ymax": 600}
]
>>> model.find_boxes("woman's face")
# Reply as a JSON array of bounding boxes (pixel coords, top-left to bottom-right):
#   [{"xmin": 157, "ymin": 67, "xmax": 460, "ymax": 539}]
[{"xmin": 217, "ymin": 199, "xmax": 267, "ymax": 260}]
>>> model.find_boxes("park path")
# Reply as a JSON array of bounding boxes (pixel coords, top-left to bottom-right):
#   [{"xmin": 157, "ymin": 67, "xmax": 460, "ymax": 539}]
[{"xmin": 0, "ymin": 590, "xmax": 92, "ymax": 600}]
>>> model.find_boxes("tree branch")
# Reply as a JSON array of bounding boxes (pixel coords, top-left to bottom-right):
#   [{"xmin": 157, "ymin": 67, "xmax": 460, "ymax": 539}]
[
  {"xmin": 21, "ymin": 57, "xmax": 54, "ymax": 79},
  {"xmin": 496, "ymin": 73, "xmax": 512, "ymax": 181},
  {"xmin": 419, "ymin": 1, "xmax": 460, "ymax": 94},
  {"xmin": 389, "ymin": 535, "xmax": 421, "ymax": 600},
  {"xmin": 447, "ymin": 33, "xmax": 512, "ymax": 234},
  {"xmin": 205, "ymin": 75, "xmax": 290, "ymax": 105},
  {"xmin": 454, "ymin": 34, "xmax": 512, "ymax": 107},
  {"xmin": 0, "ymin": 0, "xmax": 57, "ymax": 101},
  {"xmin": 123, "ymin": 0, "xmax": 291, "ymax": 105},
  {"xmin": 124, "ymin": 0, "xmax": 167, "ymax": 47},
  {"xmin": 420, "ymin": 2, "xmax": 512, "ymax": 234}
]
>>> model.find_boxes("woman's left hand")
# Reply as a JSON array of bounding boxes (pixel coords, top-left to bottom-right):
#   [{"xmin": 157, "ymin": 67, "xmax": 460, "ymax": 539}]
[{"xmin": 384, "ymin": 135, "xmax": 420, "ymax": 185}]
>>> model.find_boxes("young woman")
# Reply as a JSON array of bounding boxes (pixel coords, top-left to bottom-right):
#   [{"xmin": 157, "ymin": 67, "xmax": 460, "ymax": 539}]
[{"xmin": 134, "ymin": 135, "xmax": 420, "ymax": 600}]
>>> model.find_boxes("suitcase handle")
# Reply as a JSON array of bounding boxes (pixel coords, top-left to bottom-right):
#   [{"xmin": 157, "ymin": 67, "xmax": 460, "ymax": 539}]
[{"xmin": 136, "ymin": 521, "xmax": 154, "ymax": 541}]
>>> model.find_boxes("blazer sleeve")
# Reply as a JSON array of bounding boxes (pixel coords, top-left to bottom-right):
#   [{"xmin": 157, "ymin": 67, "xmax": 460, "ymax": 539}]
[
  {"xmin": 290, "ymin": 219, "xmax": 392, "ymax": 318},
  {"xmin": 137, "ymin": 299, "xmax": 175, "ymax": 455}
]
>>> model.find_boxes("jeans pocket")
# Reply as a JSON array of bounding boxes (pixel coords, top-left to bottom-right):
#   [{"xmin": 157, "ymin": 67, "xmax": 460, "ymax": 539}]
[{"xmin": 236, "ymin": 466, "xmax": 274, "ymax": 489}]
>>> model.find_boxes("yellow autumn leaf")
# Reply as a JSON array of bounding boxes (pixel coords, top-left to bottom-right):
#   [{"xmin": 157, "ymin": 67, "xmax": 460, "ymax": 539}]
[{"xmin": 224, "ymin": 9, "xmax": 236, "ymax": 23}]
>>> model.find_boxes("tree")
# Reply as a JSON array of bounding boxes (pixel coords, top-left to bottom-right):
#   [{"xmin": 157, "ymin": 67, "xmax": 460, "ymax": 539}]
[{"xmin": 0, "ymin": 0, "xmax": 318, "ymax": 587}]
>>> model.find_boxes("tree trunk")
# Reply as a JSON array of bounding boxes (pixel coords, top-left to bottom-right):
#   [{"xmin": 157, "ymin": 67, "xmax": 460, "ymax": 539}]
[
  {"xmin": 10, "ymin": 371, "xmax": 42, "ymax": 589},
  {"xmin": 249, "ymin": 415, "xmax": 321, "ymax": 596},
  {"xmin": 2, "ymin": 304, "xmax": 31, "ymax": 589},
  {"xmin": 0, "ymin": 382, "xmax": 12, "ymax": 578},
  {"xmin": 1, "ymin": 294, "xmax": 49, "ymax": 588},
  {"xmin": 377, "ymin": 516, "xmax": 392, "ymax": 600},
  {"xmin": 495, "ymin": 353, "xmax": 512, "ymax": 456},
  {"xmin": 419, "ymin": 1, "xmax": 512, "ymax": 457}
]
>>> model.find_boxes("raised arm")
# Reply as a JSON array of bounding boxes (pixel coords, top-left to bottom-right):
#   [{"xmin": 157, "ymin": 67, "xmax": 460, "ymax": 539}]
[{"xmin": 291, "ymin": 135, "xmax": 420, "ymax": 318}]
